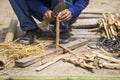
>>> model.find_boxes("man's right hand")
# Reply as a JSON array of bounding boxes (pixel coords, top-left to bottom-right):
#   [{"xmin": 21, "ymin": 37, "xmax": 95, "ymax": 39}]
[{"xmin": 43, "ymin": 10, "xmax": 54, "ymax": 23}]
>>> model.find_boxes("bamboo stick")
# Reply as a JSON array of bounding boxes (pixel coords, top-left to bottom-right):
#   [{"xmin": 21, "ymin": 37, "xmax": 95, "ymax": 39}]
[
  {"xmin": 56, "ymin": 16, "xmax": 60, "ymax": 49},
  {"xmin": 59, "ymin": 45, "xmax": 79, "ymax": 58},
  {"xmin": 92, "ymin": 51, "xmax": 120, "ymax": 63},
  {"xmin": 100, "ymin": 61, "xmax": 120, "ymax": 69},
  {"xmin": 102, "ymin": 19, "xmax": 110, "ymax": 39},
  {"xmin": 36, "ymin": 54, "xmax": 70, "ymax": 71}
]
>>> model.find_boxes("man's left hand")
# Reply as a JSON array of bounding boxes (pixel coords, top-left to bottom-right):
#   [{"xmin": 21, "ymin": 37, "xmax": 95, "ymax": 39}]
[{"xmin": 58, "ymin": 9, "xmax": 72, "ymax": 22}]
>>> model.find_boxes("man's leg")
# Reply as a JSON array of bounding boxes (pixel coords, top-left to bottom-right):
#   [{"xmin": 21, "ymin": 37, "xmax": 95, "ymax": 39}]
[
  {"xmin": 9, "ymin": 0, "xmax": 42, "ymax": 45},
  {"xmin": 9, "ymin": 0, "xmax": 38, "ymax": 30},
  {"xmin": 51, "ymin": 0, "xmax": 77, "ymax": 43}
]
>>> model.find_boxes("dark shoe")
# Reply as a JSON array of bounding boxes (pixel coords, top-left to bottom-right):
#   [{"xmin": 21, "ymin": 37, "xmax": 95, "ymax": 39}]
[
  {"xmin": 60, "ymin": 31, "xmax": 70, "ymax": 44},
  {"xmin": 36, "ymin": 28, "xmax": 43, "ymax": 38},
  {"xmin": 20, "ymin": 29, "xmax": 42, "ymax": 45}
]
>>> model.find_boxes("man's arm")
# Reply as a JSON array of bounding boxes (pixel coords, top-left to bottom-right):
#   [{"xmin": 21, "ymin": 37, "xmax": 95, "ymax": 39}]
[
  {"xmin": 69, "ymin": 0, "xmax": 89, "ymax": 18},
  {"xmin": 28, "ymin": 0, "xmax": 49, "ymax": 17},
  {"xmin": 58, "ymin": 0, "xmax": 89, "ymax": 22}
]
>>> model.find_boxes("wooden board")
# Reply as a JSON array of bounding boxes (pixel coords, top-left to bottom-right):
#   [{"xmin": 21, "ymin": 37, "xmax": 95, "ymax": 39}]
[
  {"xmin": 71, "ymin": 8, "xmax": 104, "ymax": 29},
  {"xmin": 71, "ymin": 19, "xmax": 99, "ymax": 29},
  {"xmin": 79, "ymin": 13, "xmax": 103, "ymax": 19},
  {"xmin": 70, "ymin": 29, "xmax": 100, "ymax": 39},
  {"xmin": 70, "ymin": 29, "xmax": 100, "ymax": 35},
  {"xmin": 15, "ymin": 39, "xmax": 88, "ymax": 67},
  {"xmin": 82, "ymin": 8, "xmax": 103, "ymax": 14},
  {"xmin": 71, "ymin": 35, "xmax": 100, "ymax": 39}
]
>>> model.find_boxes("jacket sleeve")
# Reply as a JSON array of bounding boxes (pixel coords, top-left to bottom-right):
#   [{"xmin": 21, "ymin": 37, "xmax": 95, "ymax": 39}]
[
  {"xmin": 69, "ymin": 0, "xmax": 89, "ymax": 18},
  {"xmin": 28, "ymin": 0, "xmax": 49, "ymax": 17}
]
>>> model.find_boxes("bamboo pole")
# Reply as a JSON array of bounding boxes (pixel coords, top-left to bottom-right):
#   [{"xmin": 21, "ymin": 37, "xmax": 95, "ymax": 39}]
[{"xmin": 56, "ymin": 16, "xmax": 60, "ymax": 49}]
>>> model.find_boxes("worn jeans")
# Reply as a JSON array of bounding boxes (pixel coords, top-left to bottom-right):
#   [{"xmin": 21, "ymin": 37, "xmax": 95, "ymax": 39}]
[{"xmin": 9, "ymin": 0, "xmax": 77, "ymax": 32}]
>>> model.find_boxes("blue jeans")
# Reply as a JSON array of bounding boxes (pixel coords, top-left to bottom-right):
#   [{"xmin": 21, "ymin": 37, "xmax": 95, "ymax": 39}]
[{"xmin": 9, "ymin": 0, "xmax": 77, "ymax": 32}]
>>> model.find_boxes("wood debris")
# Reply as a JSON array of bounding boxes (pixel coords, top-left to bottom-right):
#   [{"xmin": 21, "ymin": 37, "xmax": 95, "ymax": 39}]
[
  {"xmin": 63, "ymin": 51, "xmax": 120, "ymax": 70},
  {"xmin": 62, "ymin": 56, "xmax": 96, "ymax": 70},
  {"xmin": 15, "ymin": 39, "xmax": 88, "ymax": 68},
  {"xmin": 0, "ymin": 42, "xmax": 45, "ymax": 69},
  {"xmin": 35, "ymin": 43, "xmax": 120, "ymax": 72}
]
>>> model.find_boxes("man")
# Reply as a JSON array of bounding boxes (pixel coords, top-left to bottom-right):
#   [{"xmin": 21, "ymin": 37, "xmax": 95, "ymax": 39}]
[{"xmin": 9, "ymin": 0, "xmax": 89, "ymax": 45}]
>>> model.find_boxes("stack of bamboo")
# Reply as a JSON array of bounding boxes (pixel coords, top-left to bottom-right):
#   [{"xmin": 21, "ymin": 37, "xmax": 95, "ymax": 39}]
[{"xmin": 99, "ymin": 13, "xmax": 120, "ymax": 40}]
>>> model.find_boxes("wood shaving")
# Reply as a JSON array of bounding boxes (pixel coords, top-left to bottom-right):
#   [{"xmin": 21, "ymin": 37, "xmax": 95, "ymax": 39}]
[{"xmin": 0, "ymin": 42, "xmax": 45, "ymax": 68}]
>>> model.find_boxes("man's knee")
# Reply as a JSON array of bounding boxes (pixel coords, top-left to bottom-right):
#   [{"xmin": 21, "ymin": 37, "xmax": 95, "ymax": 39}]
[
  {"xmin": 9, "ymin": 0, "xmax": 27, "ymax": 5},
  {"xmin": 9, "ymin": 0, "xmax": 16, "ymax": 5}
]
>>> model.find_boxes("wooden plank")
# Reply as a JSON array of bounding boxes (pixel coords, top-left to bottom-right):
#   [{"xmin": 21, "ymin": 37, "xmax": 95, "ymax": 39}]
[
  {"xmin": 70, "ymin": 8, "xmax": 103, "ymax": 29},
  {"xmin": 79, "ymin": 13, "xmax": 103, "ymax": 19},
  {"xmin": 71, "ymin": 35, "xmax": 100, "ymax": 39},
  {"xmin": 82, "ymin": 8, "xmax": 103, "ymax": 14},
  {"xmin": 70, "ymin": 29, "xmax": 100, "ymax": 35},
  {"xmin": 71, "ymin": 19, "xmax": 99, "ymax": 29},
  {"xmin": 63, "ymin": 39, "xmax": 88, "ymax": 50},
  {"xmin": 70, "ymin": 29, "xmax": 100, "ymax": 40},
  {"xmin": 35, "ymin": 29, "xmax": 100, "ymax": 40},
  {"xmin": 15, "ymin": 39, "xmax": 88, "ymax": 67},
  {"xmin": 42, "ymin": 29, "xmax": 99, "ymax": 35},
  {"xmin": 15, "ymin": 48, "xmax": 63, "ymax": 67}
]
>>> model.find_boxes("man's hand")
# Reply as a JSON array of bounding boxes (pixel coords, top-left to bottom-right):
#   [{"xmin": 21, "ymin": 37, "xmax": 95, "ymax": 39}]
[
  {"xmin": 58, "ymin": 9, "xmax": 72, "ymax": 22},
  {"xmin": 43, "ymin": 10, "xmax": 54, "ymax": 23}
]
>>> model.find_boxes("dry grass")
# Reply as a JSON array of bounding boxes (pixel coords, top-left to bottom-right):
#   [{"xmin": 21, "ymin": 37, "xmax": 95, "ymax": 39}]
[{"xmin": 0, "ymin": 42, "xmax": 45, "ymax": 68}]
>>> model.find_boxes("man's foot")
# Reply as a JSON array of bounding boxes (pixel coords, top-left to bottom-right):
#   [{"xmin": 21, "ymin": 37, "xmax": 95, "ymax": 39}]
[
  {"xmin": 60, "ymin": 31, "xmax": 70, "ymax": 44},
  {"xmin": 20, "ymin": 29, "xmax": 42, "ymax": 45}
]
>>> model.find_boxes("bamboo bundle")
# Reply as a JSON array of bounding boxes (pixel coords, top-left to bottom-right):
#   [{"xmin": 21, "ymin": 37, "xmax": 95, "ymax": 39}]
[
  {"xmin": 97, "ymin": 13, "xmax": 120, "ymax": 52},
  {"xmin": 99, "ymin": 13, "xmax": 120, "ymax": 40}
]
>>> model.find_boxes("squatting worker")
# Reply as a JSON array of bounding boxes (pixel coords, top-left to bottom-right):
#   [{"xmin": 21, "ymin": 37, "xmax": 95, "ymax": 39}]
[{"xmin": 9, "ymin": 0, "xmax": 89, "ymax": 45}]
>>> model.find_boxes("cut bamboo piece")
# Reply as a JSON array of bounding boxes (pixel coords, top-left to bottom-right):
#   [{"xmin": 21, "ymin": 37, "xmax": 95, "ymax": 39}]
[
  {"xmin": 110, "ymin": 25, "xmax": 117, "ymax": 37},
  {"xmin": 63, "ymin": 58, "xmax": 96, "ymax": 69},
  {"xmin": 99, "ymin": 59, "xmax": 120, "ymax": 69},
  {"xmin": 108, "ymin": 27, "xmax": 115, "ymax": 40},
  {"xmin": 102, "ymin": 19, "xmax": 110, "ymax": 39},
  {"xmin": 4, "ymin": 19, "xmax": 18, "ymax": 43},
  {"xmin": 101, "ymin": 32, "xmax": 107, "ymax": 38},
  {"xmin": 56, "ymin": 16, "xmax": 60, "ymax": 49},
  {"xmin": 100, "ymin": 61, "xmax": 120, "ymax": 69},
  {"xmin": 92, "ymin": 51, "xmax": 120, "ymax": 63}
]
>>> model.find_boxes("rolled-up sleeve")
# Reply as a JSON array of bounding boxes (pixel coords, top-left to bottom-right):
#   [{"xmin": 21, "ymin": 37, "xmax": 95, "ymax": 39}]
[
  {"xmin": 28, "ymin": 0, "xmax": 49, "ymax": 16},
  {"xmin": 69, "ymin": 0, "xmax": 89, "ymax": 18}
]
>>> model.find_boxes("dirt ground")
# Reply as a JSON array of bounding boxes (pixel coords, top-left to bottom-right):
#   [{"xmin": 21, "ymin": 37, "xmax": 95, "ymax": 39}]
[{"xmin": 0, "ymin": 0, "xmax": 120, "ymax": 76}]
